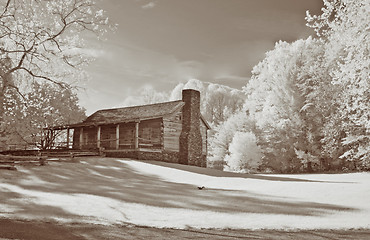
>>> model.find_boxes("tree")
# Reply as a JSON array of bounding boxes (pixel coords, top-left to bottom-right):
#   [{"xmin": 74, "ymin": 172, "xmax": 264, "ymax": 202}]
[
  {"xmin": 0, "ymin": 84, "xmax": 24, "ymax": 149},
  {"xmin": 0, "ymin": 0, "xmax": 110, "ymax": 131},
  {"xmin": 306, "ymin": 0, "xmax": 370, "ymax": 169},
  {"xmin": 208, "ymin": 111, "xmax": 254, "ymax": 169},
  {"xmin": 1, "ymin": 81, "xmax": 85, "ymax": 150},
  {"xmin": 224, "ymin": 131, "xmax": 262, "ymax": 173},
  {"xmin": 242, "ymin": 39, "xmax": 323, "ymax": 172}
]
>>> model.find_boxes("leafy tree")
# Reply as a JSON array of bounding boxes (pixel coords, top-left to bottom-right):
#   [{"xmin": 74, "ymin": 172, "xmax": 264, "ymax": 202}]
[
  {"xmin": 1, "ymin": 82, "xmax": 85, "ymax": 150},
  {"xmin": 306, "ymin": 0, "xmax": 370, "ymax": 169},
  {"xmin": 208, "ymin": 111, "xmax": 255, "ymax": 169},
  {"xmin": 243, "ymin": 39, "xmax": 321, "ymax": 172},
  {"xmin": 208, "ymin": 39, "xmax": 325, "ymax": 172},
  {"xmin": 224, "ymin": 131, "xmax": 262, "ymax": 173},
  {"xmin": 0, "ymin": 86, "xmax": 24, "ymax": 149}
]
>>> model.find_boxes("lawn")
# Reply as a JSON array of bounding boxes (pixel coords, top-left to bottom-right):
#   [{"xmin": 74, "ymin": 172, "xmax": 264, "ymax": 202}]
[{"xmin": 0, "ymin": 157, "xmax": 369, "ymax": 231}]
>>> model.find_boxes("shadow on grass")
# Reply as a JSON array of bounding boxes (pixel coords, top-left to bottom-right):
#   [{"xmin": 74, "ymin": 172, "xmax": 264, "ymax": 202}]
[{"xmin": 0, "ymin": 157, "xmax": 357, "ymax": 224}]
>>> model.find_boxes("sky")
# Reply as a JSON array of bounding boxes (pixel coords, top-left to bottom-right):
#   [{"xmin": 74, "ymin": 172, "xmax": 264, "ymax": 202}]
[{"xmin": 80, "ymin": 0, "xmax": 323, "ymax": 115}]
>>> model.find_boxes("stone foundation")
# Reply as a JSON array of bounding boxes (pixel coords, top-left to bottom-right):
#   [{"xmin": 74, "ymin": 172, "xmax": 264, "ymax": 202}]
[
  {"xmin": 105, "ymin": 150, "xmax": 138, "ymax": 159},
  {"xmin": 105, "ymin": 150, "xmax": 179, "ymax": 163}
]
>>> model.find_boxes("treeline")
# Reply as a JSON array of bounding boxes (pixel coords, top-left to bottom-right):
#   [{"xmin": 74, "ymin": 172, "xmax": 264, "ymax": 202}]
[{"xmin": 209, "ymin": 0, "xmax": 369, "ymax": 173}]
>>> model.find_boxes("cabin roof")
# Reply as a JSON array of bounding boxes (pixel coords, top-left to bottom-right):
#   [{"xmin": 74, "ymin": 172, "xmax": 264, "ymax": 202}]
[
  {"xmin": 47, "ymin": 100, "xmax": 211, "ymax": 130},
  {"xmin": 86, "ymin": 100, "xmax": 185, "ymax": 124}
]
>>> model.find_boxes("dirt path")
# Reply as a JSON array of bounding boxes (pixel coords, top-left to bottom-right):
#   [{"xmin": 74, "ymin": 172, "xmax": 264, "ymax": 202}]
[{"xmin": 1, "ymin": 219, "xmax": 369, "ymax": 240}]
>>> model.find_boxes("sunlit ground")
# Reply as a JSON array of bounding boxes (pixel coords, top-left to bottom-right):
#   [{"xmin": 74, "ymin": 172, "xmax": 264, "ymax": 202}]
[{"xmin": 0, "ymin": 157, "xmax": 369, "ymax": 230}]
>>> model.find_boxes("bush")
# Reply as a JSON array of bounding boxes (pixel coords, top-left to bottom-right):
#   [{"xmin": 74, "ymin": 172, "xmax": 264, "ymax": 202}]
[{"xmin": 224, "ymin": 131, "xmax": 262, "ymax": 173}]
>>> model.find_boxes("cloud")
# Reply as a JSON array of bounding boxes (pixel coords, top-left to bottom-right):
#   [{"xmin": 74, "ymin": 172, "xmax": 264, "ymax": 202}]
[
  {"xmin": 173, "ymin": 60, "xmax": 204, "ymax": 80},
  {"xmin": 215, "ymin": 75, "xmax": 250, "ymax": 83},
  {"xmin": 214, "ymin": 75, "xmax": 250, "ymax": 89},
  {"xmin": 142, "ymin": 2, "xmax": 156, "ymax": 9},
  {"xmin": 117, "ymin": 84, "xmax": 169, "ymax": 107}
]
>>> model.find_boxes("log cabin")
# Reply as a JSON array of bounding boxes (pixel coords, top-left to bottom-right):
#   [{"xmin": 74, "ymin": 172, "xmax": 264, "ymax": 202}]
[{"xmin": 48, "ymin": 89, "xmax": 210, "ymax": 167}]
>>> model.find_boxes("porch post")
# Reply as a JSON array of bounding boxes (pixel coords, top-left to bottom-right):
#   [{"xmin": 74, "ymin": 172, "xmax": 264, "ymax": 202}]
[
  {"xmin": 116, "ymin": 124, "xmax": 120, "ymax": 150},
  {"xmin": 50, "ymin": 130, "xmax": 54, "ymax": 149},
  {"xmin": 97, "ymin": 126, "xmax": 101, "ymax": 149},
  {"xmin": 79, "ymin": 128, "xmax": 84, "ymax": 149},
  {"xmin": 161, "ymin": 121, "xmax": 164, "ymax": 150},
  {"xmin": 66, "ymin": 128, "xmax": 70, "ymax": 149},
  {"xmin": 135, "ymin": 121, "xmax": 139, "ymax": 150}
]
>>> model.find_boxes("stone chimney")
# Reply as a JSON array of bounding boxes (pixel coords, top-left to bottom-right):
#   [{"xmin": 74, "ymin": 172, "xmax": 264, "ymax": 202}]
[{"xmin": 179, "ymin": 89, "xmax": 203, "ymax": 167}]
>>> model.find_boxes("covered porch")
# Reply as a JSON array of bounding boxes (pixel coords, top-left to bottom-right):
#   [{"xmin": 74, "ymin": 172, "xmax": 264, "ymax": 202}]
[{"xmin": 49, "ymin": 118, "xmax": 163, "ymax": 152}]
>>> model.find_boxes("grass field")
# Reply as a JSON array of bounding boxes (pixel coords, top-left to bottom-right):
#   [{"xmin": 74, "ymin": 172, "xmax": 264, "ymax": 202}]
[{"xmin": 0, "ymin": 157, "xmax": 369, "ymax": 234}]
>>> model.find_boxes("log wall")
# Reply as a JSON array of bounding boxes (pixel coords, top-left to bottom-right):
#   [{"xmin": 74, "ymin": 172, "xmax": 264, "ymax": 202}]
[
  {"xmin": 83, "ymin": 127, "xmax": 98, "ymax": 149},
  {"xmin": 101, "ymin": 125, "xmax": 116, "ymax": 150},
  {"xmin": 163, "ymin": 111, "xmax": 182, "ymax": 152},
  {"xmin": 138, "ymin": 119, "xmax": 162, "ymax": 149},
  {"xmin": 119, "ymin": 122, "xmax": 135, "ymax": 149}
]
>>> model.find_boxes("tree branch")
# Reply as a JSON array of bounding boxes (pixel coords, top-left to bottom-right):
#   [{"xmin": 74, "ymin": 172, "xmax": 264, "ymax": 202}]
[
  {"xmin": 18, "ymin": 67, "xmax": 66, "ymax": 88},
  {"xmin": 0, "ymin": 0, "xmax": 12, "ymax": 18}
]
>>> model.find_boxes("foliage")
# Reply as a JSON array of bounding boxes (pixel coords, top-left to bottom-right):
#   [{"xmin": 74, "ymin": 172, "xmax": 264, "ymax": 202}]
[
  {"xmin": 1, "ymin": 82, "xmax": 85, "ymax": 150},
  {"xmin": 224, "ymin": 131, "xmax": 262, "ymax": 173},
  {"xmin": 0, "ymin": 87, "xmax": 23, "ymax": 148},
  {"xmin": 212, "ymin": 0, "xmax": 369, "ymax": 172},
  {"xmin": 208, "ymin": 111, "xmax": 254, "ymax": 169},
  {"xmin": 243, "ymin": 39, "xmax": 322, "ymax": 172},
  {"xmin": 306, "ymin": 0, "xmax": 370, "ymax": 169}
]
